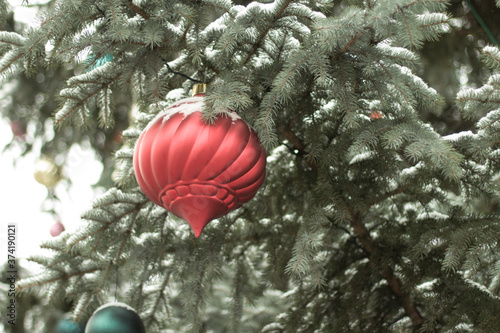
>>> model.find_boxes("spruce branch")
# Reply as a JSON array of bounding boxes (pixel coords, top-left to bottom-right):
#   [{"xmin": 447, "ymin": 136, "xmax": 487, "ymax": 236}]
[
  {"xmin": 338, "ymin": 56, "xmax": 355, "ymax": 126},
  {"xmin": 19, "ymin": 267, "xmax": 101, "ymax": 290},
  {"xmin": 0, "ymin": 49, "xmax": 23, "ymax": 73},
  {"xmin": 0, "ymin": 0, "xmax": 6, "ymax": 26},
  {"xmin": 482, "ymin": 46, "xmax": 500, "ymax": 71},
  {"xmin": 368, "ymin": 184, "xmax": 411, "ymax": 208},
  {"xmin": 55, "ymin": 71, "xmax": 122, "ymax": 127},
  {"xmin": 465, "ymin": 231, "xmax": 500, "ymax": 274},
  {"xmin": 10, "ymin": 0, "xmax": 500, "ymax": 330},
  {"xmin": 388, "ymin": 0, "xmax": 449, "ymax": 16},
  {"xmin": 398, "ymin": 5, "xmax": 416, "ymax": 48},
  {"xmin": 375, "ymin": 61, "xmax": 411, "ymax": 105},
  {"xmin": 142, "ymin": 273, "xmax": 171, "ymax": 329},
  {"xmin": 74, "ymin": 292, "xmax": 96, "ymax": 322},
  {"xmin": 278, "ymin": 123, "xmax": 318, "ymax": 171},
  {"xmin": 327, "ymin": 30, "xmax": 363, "ymax": 62},
  {"xmin": 347, "ymin": 208, "xmax": 424, "ymax": 327},
  {"xmin": 204, "ymin": 0, "xmax": 235, "ymax": 19},
  {"xmin": 126, "ymin": 1, "xmax": 151, "ymax": 20},
  {"xmin": 241, "ymin": 0, "xmax": 293, "ymax": 66},
  {"xmin": 0, "ymin": 32, "xmax": 26, "ymax": 48}
]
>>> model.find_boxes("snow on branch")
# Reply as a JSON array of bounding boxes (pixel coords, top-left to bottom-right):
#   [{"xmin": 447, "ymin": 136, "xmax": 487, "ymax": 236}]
[
  {"xmin": 55, "ymin": 63, "xmax": 121, "ymax": 128},
  {"xmin": 482, "ymin": 46, "xmax": 500, "ymax": 72}
]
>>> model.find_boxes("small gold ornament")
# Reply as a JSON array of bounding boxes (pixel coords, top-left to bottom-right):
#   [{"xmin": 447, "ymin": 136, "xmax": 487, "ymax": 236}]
[{"xmin": 34, "ymin": 157, "xmax": 62, "ymax": 188}]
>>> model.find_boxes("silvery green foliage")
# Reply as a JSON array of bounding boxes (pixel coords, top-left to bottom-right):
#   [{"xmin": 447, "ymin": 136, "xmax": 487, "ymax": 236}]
[
  {"xmin": 458, "ymin": 46, "xmax": 500, "ymax": 147},
  {"xmin": 442, "ymin": 46, "xmax": 500, "ymax": 293},
  {"xmin": 0, "ymin": 0, "xmax": 6, "ymax": 26},
  {"xmin": 8, "ymin": 0, "xmax": 500, "ymax": 332}
]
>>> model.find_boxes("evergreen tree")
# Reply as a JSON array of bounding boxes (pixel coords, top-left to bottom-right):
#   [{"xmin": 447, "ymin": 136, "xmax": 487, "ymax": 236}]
[{"xmin": 2, "ymin": 0, "xmax": 500, "ymax": 331}]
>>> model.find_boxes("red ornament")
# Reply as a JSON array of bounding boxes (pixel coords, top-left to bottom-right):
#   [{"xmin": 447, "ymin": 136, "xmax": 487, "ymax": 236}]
[
  {"xmin": 113, "ymin": 131, "xmax": 123, "ymax": 144},
  {"xmin": 370, "ymin": 110, "xmax": 383, "ymax": 119},
  {"xmin": 133, "ymin": 91, "xmax": 266, "ymax": 237},
  {"xmin": 10, "ymin": 121, "xmax": 27, "ymax": 139},
  {"xmin": 50, "ymin": 221, "xmax": 65, "ymax": 237}
]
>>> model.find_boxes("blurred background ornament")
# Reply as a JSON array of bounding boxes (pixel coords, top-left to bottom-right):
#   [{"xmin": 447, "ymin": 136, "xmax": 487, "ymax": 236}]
[
  {"xmin": 10, "ymin": 120, "xmax": 27, "ymax": 140},
  {"xmin": 33, "ymin": 156, "xmax": 62, "ymax": 188},
  {"xmin": 55, "ymin": 315, "xmax": 85, "ymax": 333},
  {"xmin": 370, "ymin": 110, "xmax": 383, "ymax": 120},
  {"xmin": 50, "ymin": 220, "xmax": 65, "ymax": 237}
]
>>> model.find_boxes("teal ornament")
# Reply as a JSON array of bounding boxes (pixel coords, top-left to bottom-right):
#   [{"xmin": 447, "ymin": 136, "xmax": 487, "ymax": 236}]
[
  {"xmin": 55, "ymin": 317, "xmax": 85, "ymax": 333},
  {"xmin": 86, "ymin": 53, "xmax": 113, "ymax": 71},
  {"xmin": 85, "ymin": 302, "xmax": 145, "ymax": 333}
]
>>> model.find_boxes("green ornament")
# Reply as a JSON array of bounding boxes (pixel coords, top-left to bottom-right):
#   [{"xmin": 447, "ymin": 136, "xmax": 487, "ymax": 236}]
[{"xmin": 85, "ymin": 303, "xmax": 145, "ymax": 333}]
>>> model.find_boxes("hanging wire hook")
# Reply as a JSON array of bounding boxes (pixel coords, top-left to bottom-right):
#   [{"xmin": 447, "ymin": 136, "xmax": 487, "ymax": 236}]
[
  {"xmin": 161, "ymin": 57, "xmax": 204, "ymax": 83},
  {"xmin": 114, "ymin": 263, "xmax": 119, "ymax": 301},
  {"xmin": 464, "ymin": 0, "xmax": 500, "ymax": 48},
  {"xmin": 165, "ymin": 63, "xmax": 204, "ymax": 83}
]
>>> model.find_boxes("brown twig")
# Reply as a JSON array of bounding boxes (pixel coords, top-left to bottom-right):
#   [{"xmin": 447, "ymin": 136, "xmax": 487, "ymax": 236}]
[
  {"xmin": 127, "ymin": 2, "xmax": 151, "ymax": 20},
  {"xmin": 278, "ymin": 123, "xmax": 318, "ymax": 171}
]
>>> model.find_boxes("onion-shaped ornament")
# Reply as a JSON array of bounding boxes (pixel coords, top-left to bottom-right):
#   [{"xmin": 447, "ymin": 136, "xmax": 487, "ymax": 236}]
[
  {"xmin": 133, "ymin": 84, "xmax": 266, "ymax": 237},
  {"xmin": 85, "ymin": 303, "xmax": 145, "ymax": 333}
]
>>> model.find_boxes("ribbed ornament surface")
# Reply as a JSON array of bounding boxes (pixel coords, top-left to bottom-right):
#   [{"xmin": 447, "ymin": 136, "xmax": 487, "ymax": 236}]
[{"xmin": 133, "ymin": 95, "xmax": 266, "ymax": 237}]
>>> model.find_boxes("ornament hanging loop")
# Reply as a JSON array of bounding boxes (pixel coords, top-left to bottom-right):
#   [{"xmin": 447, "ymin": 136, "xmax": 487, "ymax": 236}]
[{"xmin": 162, "ymin": 59, "xmax": 203, "ymax": 84}]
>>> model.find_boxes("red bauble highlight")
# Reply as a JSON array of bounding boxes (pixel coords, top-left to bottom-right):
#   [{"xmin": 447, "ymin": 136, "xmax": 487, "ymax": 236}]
[{"xmin": 133, "ymin": 95, "xmax": 266, "ymax": 237}]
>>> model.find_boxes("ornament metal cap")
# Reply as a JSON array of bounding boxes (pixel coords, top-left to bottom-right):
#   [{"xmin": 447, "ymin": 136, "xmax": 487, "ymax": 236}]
[{"xmin": 192, "ymin": 83, "xmax": 207, "ymax": 96}]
